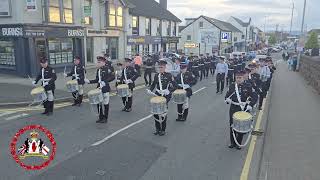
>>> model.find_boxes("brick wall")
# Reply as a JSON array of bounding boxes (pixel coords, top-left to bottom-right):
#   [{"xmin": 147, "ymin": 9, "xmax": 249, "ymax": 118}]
[{"xmin": 300, "ymin": 56, "xmax": 320, "ymax": 94}]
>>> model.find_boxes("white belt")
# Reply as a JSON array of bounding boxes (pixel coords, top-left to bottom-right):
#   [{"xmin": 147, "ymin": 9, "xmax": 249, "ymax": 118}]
[
  {"xmin": 199, "ymin": 64, "xmax": 204, "ymax": 66},
  {"xmin": 41, "ymin": 78, "xmax": 51, "ymax": 82},
  {"xmin": 192, "ymin": 66, "xmax": 198, "ymax": 68},
  {"xmin": 228, "ymin": 69, "xmax": 234, "ymax": 70}
]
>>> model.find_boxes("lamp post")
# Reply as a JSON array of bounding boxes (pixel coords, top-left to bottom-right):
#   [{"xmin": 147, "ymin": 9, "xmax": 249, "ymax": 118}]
[{"xmin": 297, "ymin": 0, "xmax": 307, "ymax": 71}]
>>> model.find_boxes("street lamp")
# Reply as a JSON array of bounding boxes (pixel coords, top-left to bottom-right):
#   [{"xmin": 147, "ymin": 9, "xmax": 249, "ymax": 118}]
[{"xmin": 297, "ymin": 0, "xmax": 307, "ymax": 71}]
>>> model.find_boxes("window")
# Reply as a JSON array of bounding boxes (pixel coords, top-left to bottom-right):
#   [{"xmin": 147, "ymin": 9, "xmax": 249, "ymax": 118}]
[
  {"xmin": 48, "ymin": 0, "xmax": 73, "ymax": 23},
  {"xmin": 199, "ymin": 22, "xmax": 203, "ymax": 28},
  {"xmin": 156, "ymin": 19, "xmax": 161, "ymax": 36},
  {"xmin": 145, "ymin": 18, "xmax": 151, "ymax": 35},
  {"xmin": 48, "ymin": 38, "xmax": 73, "ymax": 65},
  {"xmin": 84, "ymin": 0, "xmax": 92, "ymax": 25},
  {"xmin": 167, "ymin": 21, "xmax": 171, "ymax": 36},
  {"xmin": 132, "ymin": 16, "xmax": 139, "ymax": 35},
  {"xmin": 187, "ymin": 35, "xmax": 191, "ymax": 41},
  {"xmin": 242, "ymin": 35, "xmax": 245, "ymax": 39},
  {"xmin": 107, "ymin": 3, "xmax": 123, "ymax": 27},
  {"xmin": 234, "ymin": 37, "xmax": 238, "ymax": 42},
  {"xmin": 0, "ymin": 38, "xmax": 15, "ymax": 67},
  {"xmin": 173, "ymin": 22, "xmax": 177, "ymax": 36}
]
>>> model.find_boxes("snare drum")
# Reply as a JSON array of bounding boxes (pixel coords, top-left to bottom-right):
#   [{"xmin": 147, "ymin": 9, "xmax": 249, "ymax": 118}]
[
  {"xmin": 150, "ymin": 96, "xmax": 167, "ymax": 115},
  {"xmin": 88, "ymin": 89, "xmax": 103, "ymax": 105},
  {"xmin": 172, "ymin": 89, "xmax": 187, "ymax": 104},
  {"xmin": 30, "ymin": 87, "xmax": 47, "ymax": 102},
  {"xmin": 117, "ymin": 84, "xmax": 129, "ymax": 97},
  {"xmin": 66, "ymin": 80, "xmax": 78, "ymax": 93},
  {"xmin": 232, "ymin": 111, "xmax": 253, "ymax": 133}
]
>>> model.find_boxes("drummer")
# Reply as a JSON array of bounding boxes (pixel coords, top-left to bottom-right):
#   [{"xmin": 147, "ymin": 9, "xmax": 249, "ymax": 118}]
[
  {"xmin": 64, "ymin": 56, "xmax": 86, "ymax": 106},
  {"xmin": 32, "ymin": 58, "xmax": 57, "ymax": 116},
  {"xmin": 147, "ymin": 59, "xmax": 174, "ymax": 136},
  {"xmin": 84, "ymin": 56, "xmax": 115, "ymax": 123},
  {"xmin": 174, "ymin": 61, "xmax": 197, "ymax": 121},
  {"xmin": 119, "ymin": 58, "xmax": 139, "ymax": 112},
  {"xmin": 225, "ymin": 70, "xmax": 257, "ymax": 150}
]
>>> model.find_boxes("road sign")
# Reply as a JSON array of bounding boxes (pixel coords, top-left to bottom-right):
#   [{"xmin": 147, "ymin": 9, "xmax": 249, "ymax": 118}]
[
  {"xmin": 221, "ymin": 32, "xmax": 231, "ymax": 42},
  {"xmin": 184, "ymin": 43, "xmax": 196, "ymax": 48}
]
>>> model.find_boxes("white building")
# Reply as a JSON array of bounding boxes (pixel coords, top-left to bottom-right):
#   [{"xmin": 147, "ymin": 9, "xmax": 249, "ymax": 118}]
[
  {"xmin": 126, "ymin": 0, "xmax": 181, "ymax": 57},
  {"xmin": 178, "ymin": 15, "xmax": 243, "ymax": 56},
  {"xmin": 228, "ymin": 16, "xmax": 254, "ymax": 51}
]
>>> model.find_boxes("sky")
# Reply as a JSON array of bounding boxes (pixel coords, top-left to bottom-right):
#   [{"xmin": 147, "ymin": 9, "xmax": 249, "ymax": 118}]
[{"xmin": 164, "ymin": 0, "xmax": 320, "ymax": 32}]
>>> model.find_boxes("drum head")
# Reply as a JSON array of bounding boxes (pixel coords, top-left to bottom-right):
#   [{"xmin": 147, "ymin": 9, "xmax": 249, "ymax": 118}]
[
  {"xmin": 233, "ymin": 111, "xmax": 252, "ymax": 121},
  {"xmin": 150, "ymin": 96, "xmax": 166, "ymax": 103},
  {"xmin": 174, "ymin": 89, "xmax": 186, "ymax": 94},
  {"xmin": 67, "ymin": 80, "xmax": 78, "ymax": 84},
  {"xmin": 88, "ymin": 89, "xmax": 101, "ymax": 96},
  {"xmin": 118, "ymin": 84, "xmax": 129, "ymax": 89}
]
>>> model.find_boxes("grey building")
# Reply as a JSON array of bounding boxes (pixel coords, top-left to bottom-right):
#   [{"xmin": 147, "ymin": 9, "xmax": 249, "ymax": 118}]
[{"xmin": 0, "ymin": 0, "xmax": 86, "ymax": 77}]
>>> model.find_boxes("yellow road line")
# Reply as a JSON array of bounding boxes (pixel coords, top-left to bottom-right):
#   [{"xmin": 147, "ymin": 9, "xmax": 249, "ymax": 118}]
[
  {"xmin": 0, "ymin": 85, "xmax": 146, "ymax": 113},
  {"xmin": 240, "ymin": 96, "xmax": 267, "ymax": 180}
]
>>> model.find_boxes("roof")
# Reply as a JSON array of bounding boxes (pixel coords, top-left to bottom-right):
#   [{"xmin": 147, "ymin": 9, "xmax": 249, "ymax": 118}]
[
  {"xmin": 178, "ymin": 26, "xmax": 186, "ymax": 33},
  {"xmin": 231, "ymin": 16, "xmax": 251, "ymax": 27},
  {"xmin": 180, "ymin": 15, "xmax": 242, "ymax": 33},
  {"xmin": 127, "ymin": 0, "xmax": 181, "ymax": 22},
  {"xmin": 203, "ymin": 16, "xmax": 242, "ymax": 33}
]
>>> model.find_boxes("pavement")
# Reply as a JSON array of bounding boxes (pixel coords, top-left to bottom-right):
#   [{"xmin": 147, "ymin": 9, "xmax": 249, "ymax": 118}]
[
  {"xmin": 258, "ymin": 60, "xmax": 320, "ymax": 179},
  {"xmin": 0, "ymin": 67, "xmax": 145, "ymax": 106}
]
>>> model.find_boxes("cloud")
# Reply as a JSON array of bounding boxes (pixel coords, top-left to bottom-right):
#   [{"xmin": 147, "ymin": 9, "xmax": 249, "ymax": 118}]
[{"xmin": 168, "ymin": 0, "xmax": 320, "ymax": 31}]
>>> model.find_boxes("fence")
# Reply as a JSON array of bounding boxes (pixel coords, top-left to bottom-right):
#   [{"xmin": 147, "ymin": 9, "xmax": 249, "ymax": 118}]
[{"xmin": 300, "ymin": 55, "xmax": 320, "ymax": 94}]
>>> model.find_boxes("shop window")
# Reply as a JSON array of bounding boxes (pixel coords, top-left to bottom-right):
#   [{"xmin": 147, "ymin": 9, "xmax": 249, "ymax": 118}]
[
  {"xmin": 48, "ymin": 0, "xmax": 73, "ymax": 24},
  {"xmin": 132, "ymin": 16, "xmax": 139, "ymax": 35},
  {"xmin": 187, "ymin": 35, "xmax": 191, "ymax": 41},
  {"xmin": 167, "ymin": 21, "xmax": 171, "ymax": 36},
  {"xmin": 145, "ymin": 18, "xmax": 151, "ymax": 35},
  {"xmin": 0, "ymin": 38, "xmax": 15, "ymax": 67},
  {"xmin": 107, "ymin": 3, "xmax": 123, "ymax": 27},
  {"xmin": 84, "ymin": 0, "xmax": 92, "ymax": 25},
  {"xmin": 173, "ymin": 22, "xmax": 177, "ymax": 36},
  {"xmin": 48, "ymin": 38, "xmax": 73, "ymax": 65}
]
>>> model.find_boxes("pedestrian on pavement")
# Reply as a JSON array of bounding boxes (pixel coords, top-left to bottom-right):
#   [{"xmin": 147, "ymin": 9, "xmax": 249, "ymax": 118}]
[
  {"xmin": 147, "ymin": 60, "xmax": 174, "ymax": 136},
  {"xmin": 282, "ymin": 52, "xmax": 286, "ymax": 61},
  {"xmin": 32, "ymin": 58, "xmax": 57, "ymax": 116},
  {"xmin": 225, "ymin": 70, "xmax": 258, "ymax": 150},
  {"xmin": 292, "ymin": 55, "xmax": 298, "ymax": 71},
  {"xmin": 64, "ymin": 56, "xmax": 86, "ymax": 106},
  {"xmin": 287, "ymin": 57, "xmax": 293, "ymax": 71},
  {"xmin": 258, "ymin": 59, "xmax": 271, "ymax": 110},
  {"xmin": 173, "ymin": 61, "xmax": 197, "ymax": 121},
  {"xmin": 85, "ymin": 56, "xmax": 115, "ymax": 123},
  {"xmin": 215, "ymin": 57, "xmax": 228, "ymax": 94},
  {"xmin": 119, "ymin": 58, "xmax": 139, "ymax": 112},
  {"xmin": 133, "ymin": 53, "xmax": 142, "ymax": 76},
  {"xmin": 143, "ymin": 55, "xmax": 154, "ymax": 87}
]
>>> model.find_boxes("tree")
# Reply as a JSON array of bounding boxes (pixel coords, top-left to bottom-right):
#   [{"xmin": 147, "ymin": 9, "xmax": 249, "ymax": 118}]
[
  {"xmin": 305, "ymin": 32, "xmax": 319, "ymax": 56},
  {"xmin": 268, "ymin": 34, "xmax": 277, "ymax": 45}
]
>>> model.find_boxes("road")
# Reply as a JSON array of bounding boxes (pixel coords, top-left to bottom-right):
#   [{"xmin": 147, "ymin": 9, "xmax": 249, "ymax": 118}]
[{"xmin": 0, "ymin": 55, "xmax": 282, "ymax": 180}]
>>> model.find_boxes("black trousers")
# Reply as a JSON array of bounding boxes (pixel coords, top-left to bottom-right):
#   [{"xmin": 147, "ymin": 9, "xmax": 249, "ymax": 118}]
[
  {"xmin": 226, "ymin": 72, "xmax": 234, "ymax": 87},
  {"xmin": 210, "ymin": 66, "xmax": 215, "ymax": 75},
  {"xmin": 192, "ymin": 69, "xmax": 199, "ymax": 79},
  {"xmin": 200, "ymin": 68, "xmax": 206, "ymax": 81},
  {"xmin": 135, "ymin": 64, "xmax": 141, "ymax": 76},
  {"xmin": 154, "ymin": 115, "xmax": 167, "ymax": 131},
  {"xmin": 121, "ymin": 89, "xmax": 133, "ymax": 109},
  {"xmin": 205, "ymin": 67, "xmax": 210, "ymax": 77},
  {"xmin": 259, "ymin": 82, "xmax": 268, "ymax": 108},
  {"xmin": 144, "ymin": 69, "xmax": 152, "ymax": 85},
  {"xmin": 216, "ymin": 73, "xmax": 225, "ymax": 92},
  {"xmin": 229, "ymin": 106, "xmax": 243, "ymax": 146}
]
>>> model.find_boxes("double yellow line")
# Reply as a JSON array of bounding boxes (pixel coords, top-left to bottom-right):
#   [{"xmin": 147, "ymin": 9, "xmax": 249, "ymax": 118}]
[{"xmin": 0, "ymin": 85, "xmax": 146, "ymax": 113}]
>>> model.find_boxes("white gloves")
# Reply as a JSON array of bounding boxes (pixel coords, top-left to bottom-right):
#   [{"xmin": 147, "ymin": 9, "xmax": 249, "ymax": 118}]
[
  {"xmin": 183, "ymin": 84, "xmax": 190, "ymax": 89},
  {"xmin": 63, "ymin": 73, "xmax": 68, "ymax": 77},
  {"xmin": 84, "ymin": 79, "xmax": 90, "ymax": 84},
  {"xmin": 225, "ymin": 98, "xmax": 232, "ymax": 104},
  {"xmin": 32, "ymin": 80, "xmax": 36, "ymax": 85},
  {"xmin": 146, "ymin": 89, "xmax": 153, "ymax": 95},
  {"xmin": 245, "ymin": 105, "xmax": 253, "ymax": 112},
  {"xmin": 99, "ymin": 81, "xmax": 106, "ymax": 87},
  {"xmin": 161, "ymin": 89, "xmax": 170, "ymax": 95},
  {"xmin": 125, "ymin": 79, "xmax": 133, "ymax": 84},
  {"xmin": 42, "ymin": 81, "xmax": 49, "ymax": 86}
]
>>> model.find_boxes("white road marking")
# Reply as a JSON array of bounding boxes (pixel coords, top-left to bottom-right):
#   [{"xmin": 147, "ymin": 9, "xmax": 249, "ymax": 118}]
[
  {"xmin": 194, "ymin": 87, "xmax": 207, "ymax": 94},
  {"xmin": 91, "ymin": 114, "xmax": 153, "ymax": 146},
  {"xmin": 0, "ymin": 112, "xmax": 16, "ymax": 117},
  {"xmin": 5, "ymin": 113, "xmax": 28, "ymax": 121}
]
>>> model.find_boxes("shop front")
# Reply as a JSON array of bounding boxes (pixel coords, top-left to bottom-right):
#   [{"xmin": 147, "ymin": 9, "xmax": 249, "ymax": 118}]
[
  {"xmin": 127, "ymin": 36, "xmax": 161, "ymax": 56},
  {"xmin": 0, "ymin": 24, "xmax": 84, "ymax": 77},
  {"xmin": 161, "ymin": 36, "xmax": 179, "ymax": 53}
]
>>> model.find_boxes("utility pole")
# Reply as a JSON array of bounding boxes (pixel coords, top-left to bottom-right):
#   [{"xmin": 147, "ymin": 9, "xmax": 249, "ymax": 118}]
[
  {"xmin": 290, "ymin": 1, "xmax": 294, "ymax": 34},
  {"xmin": 297, "ymin": 0, "xmax": 307, "ymax": 71}
]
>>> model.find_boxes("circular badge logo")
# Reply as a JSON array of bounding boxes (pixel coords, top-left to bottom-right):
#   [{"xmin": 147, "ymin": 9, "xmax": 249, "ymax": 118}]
[{"xmin": 10, "ymin": 125, "xmax": 56, "ymax": 170}]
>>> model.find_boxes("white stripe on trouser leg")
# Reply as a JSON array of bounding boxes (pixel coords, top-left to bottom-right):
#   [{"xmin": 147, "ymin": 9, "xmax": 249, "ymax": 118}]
[
  {"xmin": 127, "ymin": 90, "xmax": 132, "ymax": 97},
  {"xmin": 47, "ymin": 90, "xmax": 54, "ymax": 101},
  {"xmin": 102, "ymin": 92, "xmax": 110, "ymax": 105},
  {"xmin": 78, "ymin": 85, "xmax": 84, "ymax": 95},
  {"xmin": 183, "ymin": 98, "xmax": 189, "ymax": 109}
]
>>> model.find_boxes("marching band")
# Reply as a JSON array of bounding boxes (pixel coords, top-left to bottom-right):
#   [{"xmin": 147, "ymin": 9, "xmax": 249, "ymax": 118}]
[{"xmin": 31, "ymin": 52, "xmax": 275, "ymax": 149}]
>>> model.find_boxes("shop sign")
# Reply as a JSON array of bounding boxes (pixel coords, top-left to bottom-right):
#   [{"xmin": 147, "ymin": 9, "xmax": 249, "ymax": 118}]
[
  {"xmin": 67, "ymin": 29, "xmax": 84, "ymax": 37},
  {"xmin": 184, "ymin": 43, "xmax": 197, "ymax": 48},
  {"xmin": 86, "ymin": 29, "xmax": 120, "ymax": 37},
  {"xmin": 128, "ymin": 36, "xmax": 145, "ymax": 44},
  {"xmin": 24, "ymin": 29, "xmax": 45, "ymax": 37},
  {"xmin": 1, "ymin": 27, "xmax": 23, "ymax": 37},
  {"xmin": 83, "ymin": 6, "xmax": 91, "ymax": 17},
  {"xmin": 162, "ymin": 36, "xmax": 179, "ymax": 43}
]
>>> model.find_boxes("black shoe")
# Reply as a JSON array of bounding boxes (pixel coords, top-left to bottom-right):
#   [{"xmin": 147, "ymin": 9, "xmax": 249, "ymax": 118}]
[
  {"xmin": 121, "ymin": 107, "xmax": 127, "ymax": 111},
  {"xmin": 125, "ymin": 108, "xmax": 132, "ymax": 112},
  {"xmin": 153, "ymin": 131, "xmax": 160, "ymax": 135},
  {"xmin": 41, "ymin": 111, "xmax": 48, "ymax": 115},
  {"xmin": 220, "ymin": 91, "xmax": 223, "ymax": 94},
  {"xmin": 236, "ymin": 146, "xmax": 242, "ymax": 150},
  {"xmin": 96, "ymin": 116, "xmax": 104, "ymax": 123},
  {"xmin": 259, "ymin": 107, "xmax": 262, "ymax": 110},
  {"xmin": 46, "ymin": 112, "xmax": 53, "ymax": 116},
  {"xmin": 158, "ymin": 131, "xmax": 166, "ymax": 136},
  {"xmin": 216, "ymin": 91, "xmax": 219, "ymax": 94},
  {"xmin": 99, "ymin": 119, "xmax": 108, "ymax": 123},
  {"xmin": 228, "ymin": 144, "xmax": 235, "ymax": 149}
]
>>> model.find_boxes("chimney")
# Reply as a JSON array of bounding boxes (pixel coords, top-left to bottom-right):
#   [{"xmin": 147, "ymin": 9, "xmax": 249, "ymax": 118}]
[{"xmin": 160, "ymin": 0, "xmax": 167, "ymax": 9}]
